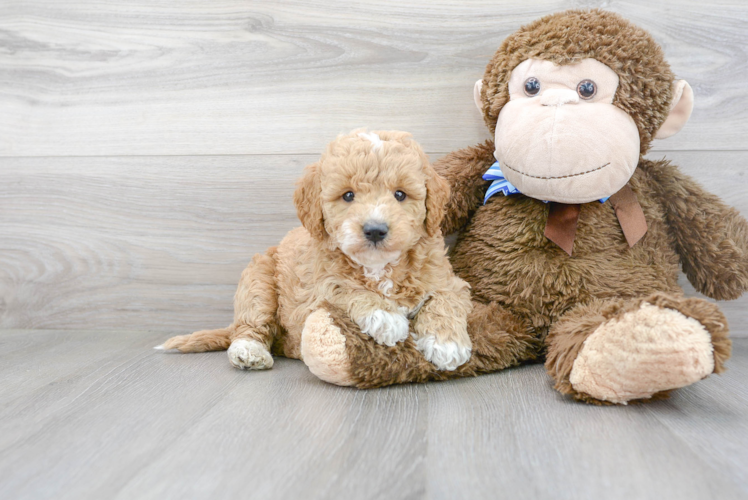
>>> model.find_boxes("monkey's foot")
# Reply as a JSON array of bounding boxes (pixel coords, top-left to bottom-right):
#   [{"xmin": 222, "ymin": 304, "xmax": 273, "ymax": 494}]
[
  {"xmin": 569, "ymin": 302, "xmax": 718, "ymax": 404},
  {"xmin": 300, "ymin": 309, "xmax": 355, "ymax": 387}
]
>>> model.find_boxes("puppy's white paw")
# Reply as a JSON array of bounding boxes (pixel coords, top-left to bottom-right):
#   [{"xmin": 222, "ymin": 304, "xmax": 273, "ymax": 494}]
[
  {"xmin": 227, "ymin": 339, "xmax": 274, "ymax": 370},
  {"xmin": 415, "ymin": 335, "xmax": 471, "ymax": 371},
  {"xmin": 356, "ymin": 309, "xmax": 410, "ymax": 346}
]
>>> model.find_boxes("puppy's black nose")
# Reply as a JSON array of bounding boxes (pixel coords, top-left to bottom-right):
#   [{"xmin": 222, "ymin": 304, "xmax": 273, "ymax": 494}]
[{"xmin": 363, "ymin": 222, "xmax": 389, "ymax": 243}]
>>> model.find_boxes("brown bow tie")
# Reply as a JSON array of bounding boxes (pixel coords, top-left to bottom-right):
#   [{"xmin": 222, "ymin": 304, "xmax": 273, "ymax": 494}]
[{"xmin": 544, "ymin": 185, "xmax": 648, "ymax": 256}]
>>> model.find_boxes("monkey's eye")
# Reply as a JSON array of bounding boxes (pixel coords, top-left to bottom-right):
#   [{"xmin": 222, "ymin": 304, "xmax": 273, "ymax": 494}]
[
  {"xmin": 524, "ymin": 77, "xmax": 541, "ymax": 96},
  {"xmin": 394, "ymin": 190, "xmax": 406, "ymax": 202},
  {"xmin": 342, "ymin": 191, "xmax": 355, "ymax": 202},
  {"xmin": 577, "ymin": 80, "xmax": 597, "ymax": 99}
]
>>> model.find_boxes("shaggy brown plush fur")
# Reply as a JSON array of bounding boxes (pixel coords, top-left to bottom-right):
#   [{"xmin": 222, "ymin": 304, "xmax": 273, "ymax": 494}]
[
  {"xmin": 305, "ymin": 10, "xmax": 747, "ymax": 404},
  {"xmin": 479, "ymin": 9, "xmax": 674, "ymax": 154},
  {"xmin": 339, "ymin": 147, "xmax": 745, "ymax": 401},
  {"xmin": 646, "ymin": 160, "xmax": 748, "ymax": 300},
  {"xmin": 337, "ymin": 300, "xmax": 542, "ymax": 389},
  {"xmin": 545, "ymin": 293, "xmax": 731, "ymax": 404}
]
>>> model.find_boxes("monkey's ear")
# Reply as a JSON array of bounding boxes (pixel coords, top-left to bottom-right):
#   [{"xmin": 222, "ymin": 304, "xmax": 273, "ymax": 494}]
[
  {"xmin": 293, "ymin": 162, "xmax": 326, "ymax": 240},
  {"xmin": 655, "ymin": 80, "xmax": 694, "ymax": 140},
  {"xmin": 473, "ymin": 79, "xmax": 484, "ymax": 112},
  {"xmin": 424, "ymin": 164, "xmax": 451, "ymax": 238}
]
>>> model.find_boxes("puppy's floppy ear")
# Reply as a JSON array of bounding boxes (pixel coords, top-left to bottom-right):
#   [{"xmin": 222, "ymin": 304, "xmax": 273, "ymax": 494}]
[
  {"xmin": 424, "ymin": 162, "xmax": 450, "ymax": 237},
  {"xmin": 294, "ymin": 162, "xmax": 326, "ymax": 240}
]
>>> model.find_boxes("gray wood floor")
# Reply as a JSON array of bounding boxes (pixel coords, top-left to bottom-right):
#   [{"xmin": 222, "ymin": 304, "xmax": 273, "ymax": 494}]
[
  {"xmin": 1, "ymin": 330, "xmax": 747, "ymax": 500},
  {"xmin": 2, "ymin": 2, "xmax": 748, "ymax": 499}
]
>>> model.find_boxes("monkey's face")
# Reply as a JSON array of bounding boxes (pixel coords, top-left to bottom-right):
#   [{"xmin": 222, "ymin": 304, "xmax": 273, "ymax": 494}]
[{"xmin": 492, "ymin": 58, "xmax": 640, "ymax": 204}]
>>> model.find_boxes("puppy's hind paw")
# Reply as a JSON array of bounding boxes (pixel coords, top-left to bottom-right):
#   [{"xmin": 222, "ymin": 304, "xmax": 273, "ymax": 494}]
[
  {"xmin": 415, "ymin": 335, "xmax": 471, "ymax": 371},
  {"xmin": 227, "ymin": 339, "xmax": 274, "ymax": 370},
  {"xmin": 356, "ymin": 309, "xmax": 410, "ymax": 346}
]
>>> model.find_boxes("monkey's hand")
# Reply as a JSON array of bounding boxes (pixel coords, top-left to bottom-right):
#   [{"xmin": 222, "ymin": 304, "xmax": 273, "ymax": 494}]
[
  {"xmin": 646, "ymin": 159, "xmax": 748, "ymax": 300},
  {"xmin": 433, "ymin": 140, "xmax": 496, "ymax": 235}
]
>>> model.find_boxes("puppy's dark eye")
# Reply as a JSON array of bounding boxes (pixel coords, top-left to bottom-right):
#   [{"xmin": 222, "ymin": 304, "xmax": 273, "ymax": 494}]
[
  {"xmin": 577, "ymin": 80, "xmax": 597, "ymax": 99},
  {"xmin": 524, "ymin": 77, "xmax": 541, "ymax": 96},
  {"xmin": 342, "ymin": 191, "xmax": 355, "ymax": 202},
  {"xmin": 394, "ymin": 190, "xmax": 406, "ymax": 202}
]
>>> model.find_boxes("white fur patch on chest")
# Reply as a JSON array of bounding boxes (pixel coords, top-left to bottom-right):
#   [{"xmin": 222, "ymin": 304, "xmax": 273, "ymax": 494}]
[
  {"xmin": 364, "ymin": 265, "xmax": 393, "ymax": 296},
  {"xmin": 377, "ymin": 277, "xmax": 394, "ymax": 296},
  {"xmin": 363, "ymin": 264, "xmax": 387, "ymax": 281},
  {"xmin": 361, "ymin": 262, "xmax": 396, "ymax": 296},
  {"xmin": 349, "ymin": 251, "xmax": 401, "ymax": 286},
  {"xmin": 360, "ymin": 263, "xmax": 431, "ymax": 312}
]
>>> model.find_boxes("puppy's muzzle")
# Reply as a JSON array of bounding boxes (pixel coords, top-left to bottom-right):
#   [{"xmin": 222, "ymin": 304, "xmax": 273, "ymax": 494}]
[{"xmin": 363, "ymin": 222, "xmax": 389, "ymax": 244}]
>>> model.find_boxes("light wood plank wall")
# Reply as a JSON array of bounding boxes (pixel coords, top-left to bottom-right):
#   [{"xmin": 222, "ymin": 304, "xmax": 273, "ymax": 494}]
[{"xmin": 1, "ymin": 0, "xmax": 747, "ymax": 334}]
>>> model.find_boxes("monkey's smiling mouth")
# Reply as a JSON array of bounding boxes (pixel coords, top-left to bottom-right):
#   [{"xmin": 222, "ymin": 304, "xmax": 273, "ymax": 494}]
[{"xmin": 502, "ymin": 162, "xmax": 611, "ymax": 180}]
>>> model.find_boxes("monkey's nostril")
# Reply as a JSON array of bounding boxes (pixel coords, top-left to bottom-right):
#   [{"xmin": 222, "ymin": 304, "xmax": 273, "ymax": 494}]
[{"xmin": 363, "ymin": 222, "xmax": 389, "ymax": 243}]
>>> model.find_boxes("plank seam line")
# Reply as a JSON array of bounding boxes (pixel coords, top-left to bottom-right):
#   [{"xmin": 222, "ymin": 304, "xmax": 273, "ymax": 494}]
[{"xmin": 0, "ymin": 149, "xmax": 745, "ymax": 160}]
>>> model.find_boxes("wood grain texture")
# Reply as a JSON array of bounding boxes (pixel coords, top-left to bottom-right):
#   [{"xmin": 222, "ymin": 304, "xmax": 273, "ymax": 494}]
[
  {"xmin": 425, "ymin": 344, "xmax": 748, "ymax": 500},
  {"xmin": 0, "ymin": 155, "xmax": 307, "ymax": 331},
  {"xmin": 1, "ymin": 3, "xmax": 746, "ymax": 497},
  {"xmin": 0, "ymin": 329, "xmax": 746, "ymax": 500},
  {"xmin": 0, "ymin": 0, "xmax": 746, "ymax": 156},
  {"xmin": 2, "ymin": 151, "xmax": 747, "ymax": 335}
]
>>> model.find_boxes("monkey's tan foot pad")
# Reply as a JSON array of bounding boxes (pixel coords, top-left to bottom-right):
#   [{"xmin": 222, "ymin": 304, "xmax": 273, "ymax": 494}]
[
  {"xmin": 228, "ymin": 339, "xmax": 274, "ymax": 370},
  {"xmin": 569, "ymin": 303, "xmax": 715, "ymax": 404},
  {"xmin": 301, "ymin": 309, "xmax": 355, "ymax": 387}
]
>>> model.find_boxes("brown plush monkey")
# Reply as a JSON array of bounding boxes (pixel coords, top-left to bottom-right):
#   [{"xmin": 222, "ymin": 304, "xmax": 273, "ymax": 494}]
[{"xmin": 300, "ymin": 9, "xmax": 748, "ymax": 404}]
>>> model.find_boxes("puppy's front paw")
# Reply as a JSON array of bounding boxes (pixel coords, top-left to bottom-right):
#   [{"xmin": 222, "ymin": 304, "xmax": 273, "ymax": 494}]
[
  {"xmin": 356, "ymin": 309, "xmax": 410, "ymax": 346},
  {"xmin": 227, "ymin": 339, "xmax": 274, "ymax": 370},
  {"xmin": 415, "ymin": 334, "xmax": 471, "ymax": 371}
]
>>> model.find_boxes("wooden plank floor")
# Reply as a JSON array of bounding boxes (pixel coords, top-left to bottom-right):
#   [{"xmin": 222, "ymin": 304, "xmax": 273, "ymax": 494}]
[
  {"xmin": 1, "ymin": 330, "xmax": 746, "ymax": 500},
  {"xmin": 2, "ymin": 2, "xmax": 748, "ymax": 499}
]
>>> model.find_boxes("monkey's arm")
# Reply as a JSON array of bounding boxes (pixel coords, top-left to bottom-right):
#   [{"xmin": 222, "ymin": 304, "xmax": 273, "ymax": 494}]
[
  {"xmin": 645, "ymin": 159, "xmax": 748, "ymax": 300},
  {"xmin": 433, "ymin": 140, "xmax": 495, "ymax": 235}
]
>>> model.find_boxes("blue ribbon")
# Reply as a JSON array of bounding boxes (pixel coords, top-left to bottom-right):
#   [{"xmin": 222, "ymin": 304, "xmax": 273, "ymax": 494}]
[
  {"xmin": 482, "ymin": 162, "xmax": 520, "ymax": 203},
  {"xmin": 482, "ymin": 161, "xmax": 610, "ymax": 205}
]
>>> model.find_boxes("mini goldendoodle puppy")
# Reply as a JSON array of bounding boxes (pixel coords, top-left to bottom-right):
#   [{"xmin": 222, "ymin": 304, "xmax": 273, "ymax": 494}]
[{"xmin": 157, "ymin": 130, "xmax": 473, "ymax": 372}]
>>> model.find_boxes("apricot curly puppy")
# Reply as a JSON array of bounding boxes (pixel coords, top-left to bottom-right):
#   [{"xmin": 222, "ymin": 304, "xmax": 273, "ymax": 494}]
[{"xmin": 157, "ymin": 130, "xmax": 473, "ymax": 374}]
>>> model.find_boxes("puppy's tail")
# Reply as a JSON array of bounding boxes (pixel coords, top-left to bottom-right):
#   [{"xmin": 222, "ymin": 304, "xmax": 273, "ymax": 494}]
[{"xmin": 155, "ymin": 327, "xmax": 233, "ymax": 353}]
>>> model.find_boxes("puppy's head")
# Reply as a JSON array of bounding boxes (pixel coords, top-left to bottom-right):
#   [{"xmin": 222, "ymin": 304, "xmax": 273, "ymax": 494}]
[{"xmin": 294, "ymin": 130, "xmax": 449, "ymax": 268}]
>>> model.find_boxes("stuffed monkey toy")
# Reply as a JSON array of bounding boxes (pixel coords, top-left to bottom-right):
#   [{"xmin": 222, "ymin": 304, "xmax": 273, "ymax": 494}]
[{"xmin": 300, "ymin": 9, "xmax": 748, "ymax": 404}]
